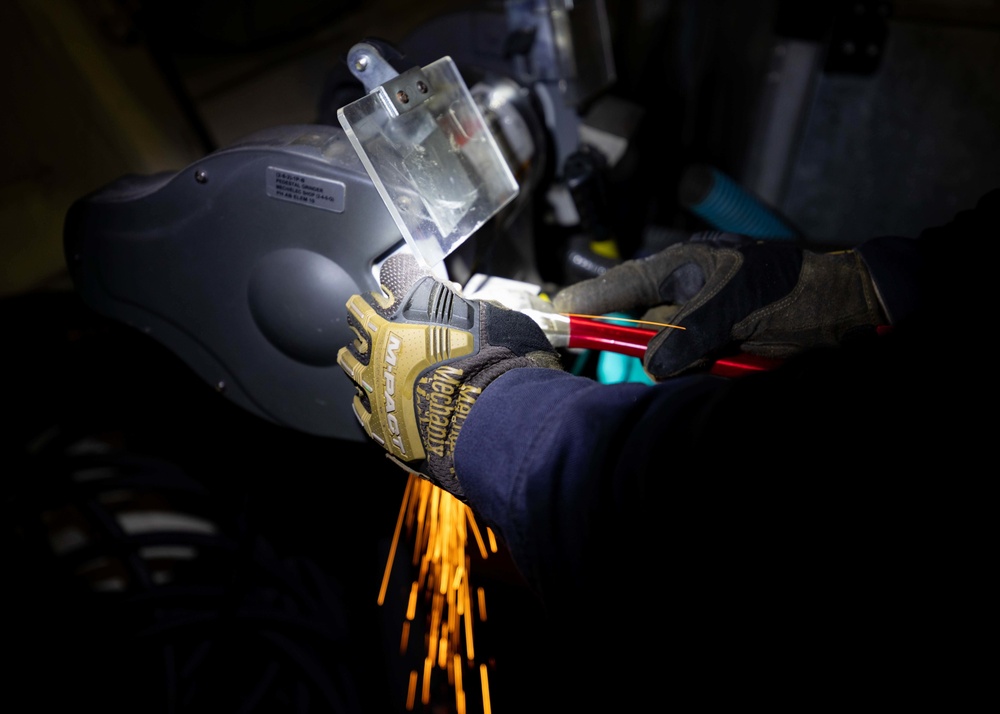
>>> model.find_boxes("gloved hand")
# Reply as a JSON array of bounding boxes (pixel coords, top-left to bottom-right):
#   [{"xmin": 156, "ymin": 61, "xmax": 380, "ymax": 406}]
[
  {"xmin": 552, "ymin": 232, "xmax": 887, "ymax": 379},
  {"xmin": 337, "ymin": 253, "xmax": 562, "ymax": 501}
]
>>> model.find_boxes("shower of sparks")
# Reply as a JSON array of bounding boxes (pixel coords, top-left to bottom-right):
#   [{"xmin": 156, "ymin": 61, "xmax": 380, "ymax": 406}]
[{"xmin": 378, "ymin": 474, "xmax": 498, "ymax": 713}]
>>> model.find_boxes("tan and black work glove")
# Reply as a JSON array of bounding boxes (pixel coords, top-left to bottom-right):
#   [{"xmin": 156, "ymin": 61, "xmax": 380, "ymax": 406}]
[
  {"xmin": 337, "ymin": 252, "xmax": 562, "ymax": 501},
  {"xmin": 553, "ymin": 232, "xmax": 887, "ymax": 379}
]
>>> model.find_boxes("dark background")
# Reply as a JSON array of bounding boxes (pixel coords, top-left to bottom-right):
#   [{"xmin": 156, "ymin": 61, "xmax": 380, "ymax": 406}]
[{"xmin": 3, "ymin": 1, "xmax": 998, "ymax": 712}]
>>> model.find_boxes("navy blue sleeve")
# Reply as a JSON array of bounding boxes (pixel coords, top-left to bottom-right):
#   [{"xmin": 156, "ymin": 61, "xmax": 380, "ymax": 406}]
[
  {"xmin": 454, "ymin": 190, "xmax": 997, "ymax": 611},
  {"xmin": 857, "ymin": 187, "xmax": 999, "ymax": 325},
  {"xmin": 448, "ymin": 190, "xmax": 995, "ymax": 707},
  {"xmin": 855, "ymin": 235, "xmax": 919, "ymax": 324},
  {"xmin": 454, "ymin": 367, "xmax": 724, "ymax": 606}
]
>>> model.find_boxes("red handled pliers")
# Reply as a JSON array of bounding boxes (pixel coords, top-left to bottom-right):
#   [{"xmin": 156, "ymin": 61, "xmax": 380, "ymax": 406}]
[{"xmin": 521, "ymin": 309, "xmax": 782, "ymax": 377}]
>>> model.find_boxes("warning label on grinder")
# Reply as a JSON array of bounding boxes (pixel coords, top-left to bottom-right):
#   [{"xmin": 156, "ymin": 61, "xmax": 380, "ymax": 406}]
[{"xmin": 266, "ymin": 167, "xmax": 345, "ymax": 213}]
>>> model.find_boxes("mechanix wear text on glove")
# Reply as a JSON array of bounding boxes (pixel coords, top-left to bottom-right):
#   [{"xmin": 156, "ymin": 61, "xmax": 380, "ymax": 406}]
[{"xmin": 337, "ymin": 253, "xmax": 562, "ymax": 501}]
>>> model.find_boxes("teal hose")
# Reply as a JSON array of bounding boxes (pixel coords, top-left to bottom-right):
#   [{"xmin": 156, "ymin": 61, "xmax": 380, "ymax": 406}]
[{"xmin": 679, "ymin": 164, "xmax": 799, "ymax": 241}]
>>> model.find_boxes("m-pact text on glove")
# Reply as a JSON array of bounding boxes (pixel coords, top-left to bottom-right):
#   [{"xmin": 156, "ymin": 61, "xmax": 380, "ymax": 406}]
[{"xmin": 383, "ymin": 332, "xmax": 405, "ymax": 454}]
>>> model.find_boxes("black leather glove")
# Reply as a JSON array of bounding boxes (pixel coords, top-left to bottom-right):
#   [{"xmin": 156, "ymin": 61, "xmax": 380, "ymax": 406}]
[
  {"xmin": 552, "ymin": 232, "xmax": 888, "ymax": 378},
  {"xmin": 338, "ymin": 253, "xmax": 562, "ymax": 501}
]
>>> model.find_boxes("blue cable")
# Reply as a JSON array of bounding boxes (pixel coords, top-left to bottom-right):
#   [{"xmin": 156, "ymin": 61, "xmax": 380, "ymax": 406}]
[{"xmin": 680, "ymin": 164, "xmax": 799, "ymax": 241}]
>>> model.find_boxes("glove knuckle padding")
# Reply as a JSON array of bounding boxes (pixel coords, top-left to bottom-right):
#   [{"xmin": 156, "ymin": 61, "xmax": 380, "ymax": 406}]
[
  {"xmin": 735, "ymin": 250, "xmax": 884, "ymax": 357},
  {"xmin": 341, "ymin": 287, "xmax": 477, "ymax": 461},
  {"xmin": 338, "ymin": 254, "xmax": 561, "ymax": 502}
]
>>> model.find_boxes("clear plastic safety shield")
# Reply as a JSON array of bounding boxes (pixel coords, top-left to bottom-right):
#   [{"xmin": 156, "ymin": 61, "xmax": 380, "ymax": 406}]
[{"xmin": 338, "ymin": 56, "xmax": 519, "ymax": 267}]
